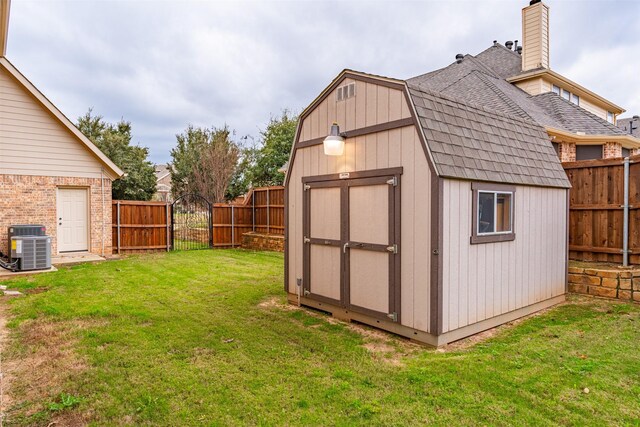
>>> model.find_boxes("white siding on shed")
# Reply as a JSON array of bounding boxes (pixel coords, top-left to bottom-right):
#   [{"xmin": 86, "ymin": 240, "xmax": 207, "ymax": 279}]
[
  {"xmin": 0, "ymin": 66, "xmax": 107, "ymax": 179},
  {"xmin": 441, "ymin": 179, "xmax": 567, "ymax": 334}
]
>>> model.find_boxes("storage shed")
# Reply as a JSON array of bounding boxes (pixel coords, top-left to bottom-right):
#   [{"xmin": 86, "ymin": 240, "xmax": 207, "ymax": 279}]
[{"xmin": 284, "ymin": 70, "xmax": 570, "ymax": 346}]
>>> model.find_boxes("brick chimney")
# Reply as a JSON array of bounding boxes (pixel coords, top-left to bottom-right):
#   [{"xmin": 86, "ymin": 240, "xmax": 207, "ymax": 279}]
[
  {"xmin": 521, "ymin": 0, "xmax": 550, "ymax": 71},
  {"xmin": 0, "ymin": 0, "xmax": 10, "ymax": 57}
]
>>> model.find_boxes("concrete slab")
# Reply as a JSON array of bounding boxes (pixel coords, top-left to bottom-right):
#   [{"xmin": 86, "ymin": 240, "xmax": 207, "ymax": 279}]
[
  {"xmin": 51, "ymin": 252, "xmax": 105, "ymax": 266},
  {"xmin": 0, "ymin": 266, "xmax": 57, "ymax": 280}
]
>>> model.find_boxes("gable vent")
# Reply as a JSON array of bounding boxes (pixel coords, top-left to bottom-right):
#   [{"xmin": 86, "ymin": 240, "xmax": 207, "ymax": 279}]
[{"xmin": 336, "ymin": 83, "xmax": 356, "ymax": 101}]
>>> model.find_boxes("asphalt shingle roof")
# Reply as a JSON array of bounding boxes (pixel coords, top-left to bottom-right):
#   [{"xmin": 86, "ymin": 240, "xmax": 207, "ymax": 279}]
[
  {"xmin": 617, "ymin": 117, "xmax": 640, "ymax": 137},
  {"xmin": 531, "ymin": 92, "xmax": 626, "ymax": 135},
  {"xmin": 408, "ymin": 84, "xmax": 571, "ymax": 188},
  {"xmin": 407, "ymin": 44, "xmax": 624, "ymax": 137}
]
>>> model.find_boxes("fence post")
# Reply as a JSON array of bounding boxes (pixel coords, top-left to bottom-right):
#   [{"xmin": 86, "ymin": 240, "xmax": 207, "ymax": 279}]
[
  {"xmin": 116, "ymin": 201, "xmax": 121, "ymax": 254},
  {"xmin": 623, "ymin": 157, "xmax": 630, "ymax": 266},
  {"xmin": 209, "ymin": 203, "xmax": 214, "ymax": 249},
  {"xmin": 231, "ymin": 205, "xmax": 235, "ymax": 247},
  {"xmin": 252, "ymin": 189, "xmax": 255, "ymax": 232},
  {"xmin": 267, "ymin": 187, "xmax": 270, "ymax": 235},
  {"xmin": 165, "ymin": 202, "xmax": 171, "ymax": 252}
]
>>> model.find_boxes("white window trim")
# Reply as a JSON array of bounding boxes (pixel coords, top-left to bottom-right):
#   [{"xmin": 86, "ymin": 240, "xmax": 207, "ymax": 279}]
[{"xmin": 476, "ymin": 190, "xmax": 514, "ymax": 236}]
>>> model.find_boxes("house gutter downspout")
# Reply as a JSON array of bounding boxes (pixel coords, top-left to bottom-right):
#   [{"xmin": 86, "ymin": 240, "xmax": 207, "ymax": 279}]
[{"xmin": 623, "ymin": 157, "xmax": 630, "ymax": 267}]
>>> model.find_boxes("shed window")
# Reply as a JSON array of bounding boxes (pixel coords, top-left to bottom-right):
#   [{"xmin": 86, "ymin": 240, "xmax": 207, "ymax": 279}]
[{"xmin": 471, "ymin": 183, "xmax": 516, "ymax": 244}]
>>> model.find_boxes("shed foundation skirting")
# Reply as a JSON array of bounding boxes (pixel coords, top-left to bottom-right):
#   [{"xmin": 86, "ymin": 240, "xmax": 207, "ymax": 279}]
[
  {"xmin": 288, "ymin": 293, "xmax": 565, "ymax": 347},
  {"xmin": 568, "ymin": 263, "xmax": 640, "ymax": 302}
]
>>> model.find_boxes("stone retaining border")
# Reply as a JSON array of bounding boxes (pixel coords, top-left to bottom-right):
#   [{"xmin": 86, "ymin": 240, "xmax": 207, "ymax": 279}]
[{"xmin": 568, "ymin": 265, "xmax": 640, "ymax": 302}]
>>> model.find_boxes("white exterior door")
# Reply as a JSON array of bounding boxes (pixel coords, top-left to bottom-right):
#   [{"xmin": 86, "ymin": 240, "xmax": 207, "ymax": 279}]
[{"xmin": 57, "ymin": 188, "xmax": 89, "ymax": 253}]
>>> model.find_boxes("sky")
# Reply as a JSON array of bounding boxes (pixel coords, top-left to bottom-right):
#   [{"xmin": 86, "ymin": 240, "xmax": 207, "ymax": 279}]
[{"xmin": 7, "ymin": 0, "xmax": 640, "ymax": 164}]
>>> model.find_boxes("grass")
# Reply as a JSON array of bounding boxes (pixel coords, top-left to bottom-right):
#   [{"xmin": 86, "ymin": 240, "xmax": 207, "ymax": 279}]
[{"xmin": 1, "ymin": 250, "xmax": 639, "ymax": 426}]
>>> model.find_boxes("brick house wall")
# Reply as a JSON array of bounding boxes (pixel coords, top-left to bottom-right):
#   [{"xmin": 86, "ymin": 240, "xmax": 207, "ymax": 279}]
[
  {"xmin": 0, "ymin": 174, "xmax": 112, "ymax": 256},
  {"xmin": 558, "ymin": 142, "xmax": 576, "ymax": 162},
  {"xmin": 603, "ymin": 141, "xmax": 622, "ymax": 159}
]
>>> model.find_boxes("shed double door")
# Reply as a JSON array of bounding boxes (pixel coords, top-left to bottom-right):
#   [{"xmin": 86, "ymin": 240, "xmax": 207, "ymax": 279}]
[{"xmin": 303, "ymin": 170, "xmax": 401, "ymax": 322}]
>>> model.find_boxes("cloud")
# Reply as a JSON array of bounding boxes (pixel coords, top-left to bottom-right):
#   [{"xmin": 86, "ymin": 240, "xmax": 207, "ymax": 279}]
[{"xmin": 7, "ymin": 0, "xmax": 640, "ymax": 163}]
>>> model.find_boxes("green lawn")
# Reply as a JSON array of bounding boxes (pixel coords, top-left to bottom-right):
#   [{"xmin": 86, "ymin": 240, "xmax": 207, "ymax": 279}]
[{"xmin": 1, "ymin": 250, "xmax": 639, "ymax": 426}]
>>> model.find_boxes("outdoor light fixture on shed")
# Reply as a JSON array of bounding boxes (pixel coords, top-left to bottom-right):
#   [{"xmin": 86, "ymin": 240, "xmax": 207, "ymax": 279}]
[{"xmin": 323, "ymin": 122, "xmax": 345, "ymax": 156}]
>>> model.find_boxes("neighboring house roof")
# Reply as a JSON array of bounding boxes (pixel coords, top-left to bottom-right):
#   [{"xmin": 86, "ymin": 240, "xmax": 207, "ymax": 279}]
[
  {"xmin": 278, "ymin": 161, "xmax": 289, "ymax": 173},
  {"xmin": 0, "ymin": 57, "xmax": 124, "ymax": 179},
  {"xmin": 407, "ymin": 44, "xmax": 626, "ymax": 140},
  {"xmin": 408, "ymin": 84, "xmax": 570, "ymax": 188},
  {"xmin": 155, "ymin": 164, "xmax": 171, "ymax": 182},
  {"xmin": 617, "ymin": 117, "xmax": 640, "ymax": 138}
]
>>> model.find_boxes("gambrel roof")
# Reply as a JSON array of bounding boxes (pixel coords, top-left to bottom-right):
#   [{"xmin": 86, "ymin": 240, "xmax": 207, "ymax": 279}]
[{"xmin": 408, "ymin": 84, "xmax": 570, "ymax": 188}]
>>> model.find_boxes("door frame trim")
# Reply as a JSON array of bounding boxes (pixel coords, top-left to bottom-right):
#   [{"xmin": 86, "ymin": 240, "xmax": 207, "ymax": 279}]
[
  {"xmin": 302, "ymin": 167, "xmax": 402, "ymax": 323},
  {"xmin": 56, "ymin": 186, "xmax": 91, "ymax": 254},
  {"xmin": 302, "ymin": 167, "xmax": 403, "ymax": 184}
]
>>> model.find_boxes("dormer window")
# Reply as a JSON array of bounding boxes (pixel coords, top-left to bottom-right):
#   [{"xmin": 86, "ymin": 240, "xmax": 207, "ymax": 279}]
[
  {"xmin": 559, "ymin": 88, "xmax": 579, "ymax": 106},
  {"xmin": 552, "ymin": 85, "xmax": 560, "ymax": 95},
  {"xmin": 571, "ymin": 93, "xmax": 580, "ymax": 106},
  {"xmin": 607, "ymin": 111, "xmax": 615, "ymax": 124}
]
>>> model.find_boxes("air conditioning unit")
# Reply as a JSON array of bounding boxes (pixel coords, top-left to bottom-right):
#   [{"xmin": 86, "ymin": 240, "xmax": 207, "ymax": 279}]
[
  {"xmin": 8, "ymin": 225, "xmax": 47, "ymax": 241},
  {"xmin": 10, "ymin": 235, "xmax": 52, "ymax": 271}
]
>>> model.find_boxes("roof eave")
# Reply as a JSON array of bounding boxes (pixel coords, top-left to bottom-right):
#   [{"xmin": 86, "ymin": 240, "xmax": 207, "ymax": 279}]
[
  {"xmin": 546, "ymin": 126, "xmax": 640, "ymax": 149},
  {"xmin": 507, "ymin": 69, "xmax": 625, "ymax": 114},
  {"xmin": 0, "ymin": 57, "xmax": 125, "ymax": 178}
]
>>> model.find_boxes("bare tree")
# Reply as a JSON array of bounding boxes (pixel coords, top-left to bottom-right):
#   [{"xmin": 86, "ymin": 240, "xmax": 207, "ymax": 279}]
[{"xmin": 192, "ymin": 127, "xmax": 240, "ymax": 203}]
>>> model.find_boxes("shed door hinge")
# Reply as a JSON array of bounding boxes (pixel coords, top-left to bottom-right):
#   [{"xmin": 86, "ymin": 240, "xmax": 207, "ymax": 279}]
[
  {"xmin": 386, "ymin": 177, "xmax": 398, "ymax": 186},
  {"xmin": 387, "ymin": 312, "xmax": 398, "ymax": 322},
  {"xmin": 304, "ymin": 184, "xmax": 311, "ymax": 191},
  {"xmin": 386, "ymin": 244, "xmax": 398, "ymax": 254},
  {"xmin": 304, "ymin": 236, "xmax": 310, "ymax": 244}
]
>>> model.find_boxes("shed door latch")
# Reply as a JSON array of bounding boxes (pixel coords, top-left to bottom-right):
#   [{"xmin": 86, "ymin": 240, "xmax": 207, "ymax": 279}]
[
  {"xmin": 387, "ymin": 312, "xmax": 398, "ymax": 322},
  {"xmin": 304, "ymin": 236, "xmax": 310, "ymax": 244},
  {"xmin": 304, "ymin": 184, "xmax": 311, "ymax": 191},
  {"xmin": 386, "ymin": 244, "xmax": 398, "ymax": 254},
  {"xmin": 386, "ymin": 177, "xmax": 397, "ymax": 186}
]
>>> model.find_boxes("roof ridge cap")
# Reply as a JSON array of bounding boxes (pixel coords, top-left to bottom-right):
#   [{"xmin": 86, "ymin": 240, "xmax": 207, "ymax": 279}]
[{"xmin": 478, "ymin": 43, "xmax": 522, "ymax": 59}]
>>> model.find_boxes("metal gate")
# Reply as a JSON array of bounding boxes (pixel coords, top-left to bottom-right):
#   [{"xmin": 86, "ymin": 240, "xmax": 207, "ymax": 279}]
[{"xmin": 171, "ymin": 194, "xmax": 213, "ymax": 250}]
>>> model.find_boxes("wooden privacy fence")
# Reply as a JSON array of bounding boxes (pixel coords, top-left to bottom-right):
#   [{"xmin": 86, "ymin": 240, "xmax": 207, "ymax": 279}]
[
  {"xmin": 564, "ymin": 156, "xmax": 640, "ymax": 264},
  {"xmin": 112, "ymin": 186, "xmax": 284, "ymax": 253},
  {"xmin": 112, "ymin": 200, "xmax": 170, "ymax": 253}
]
